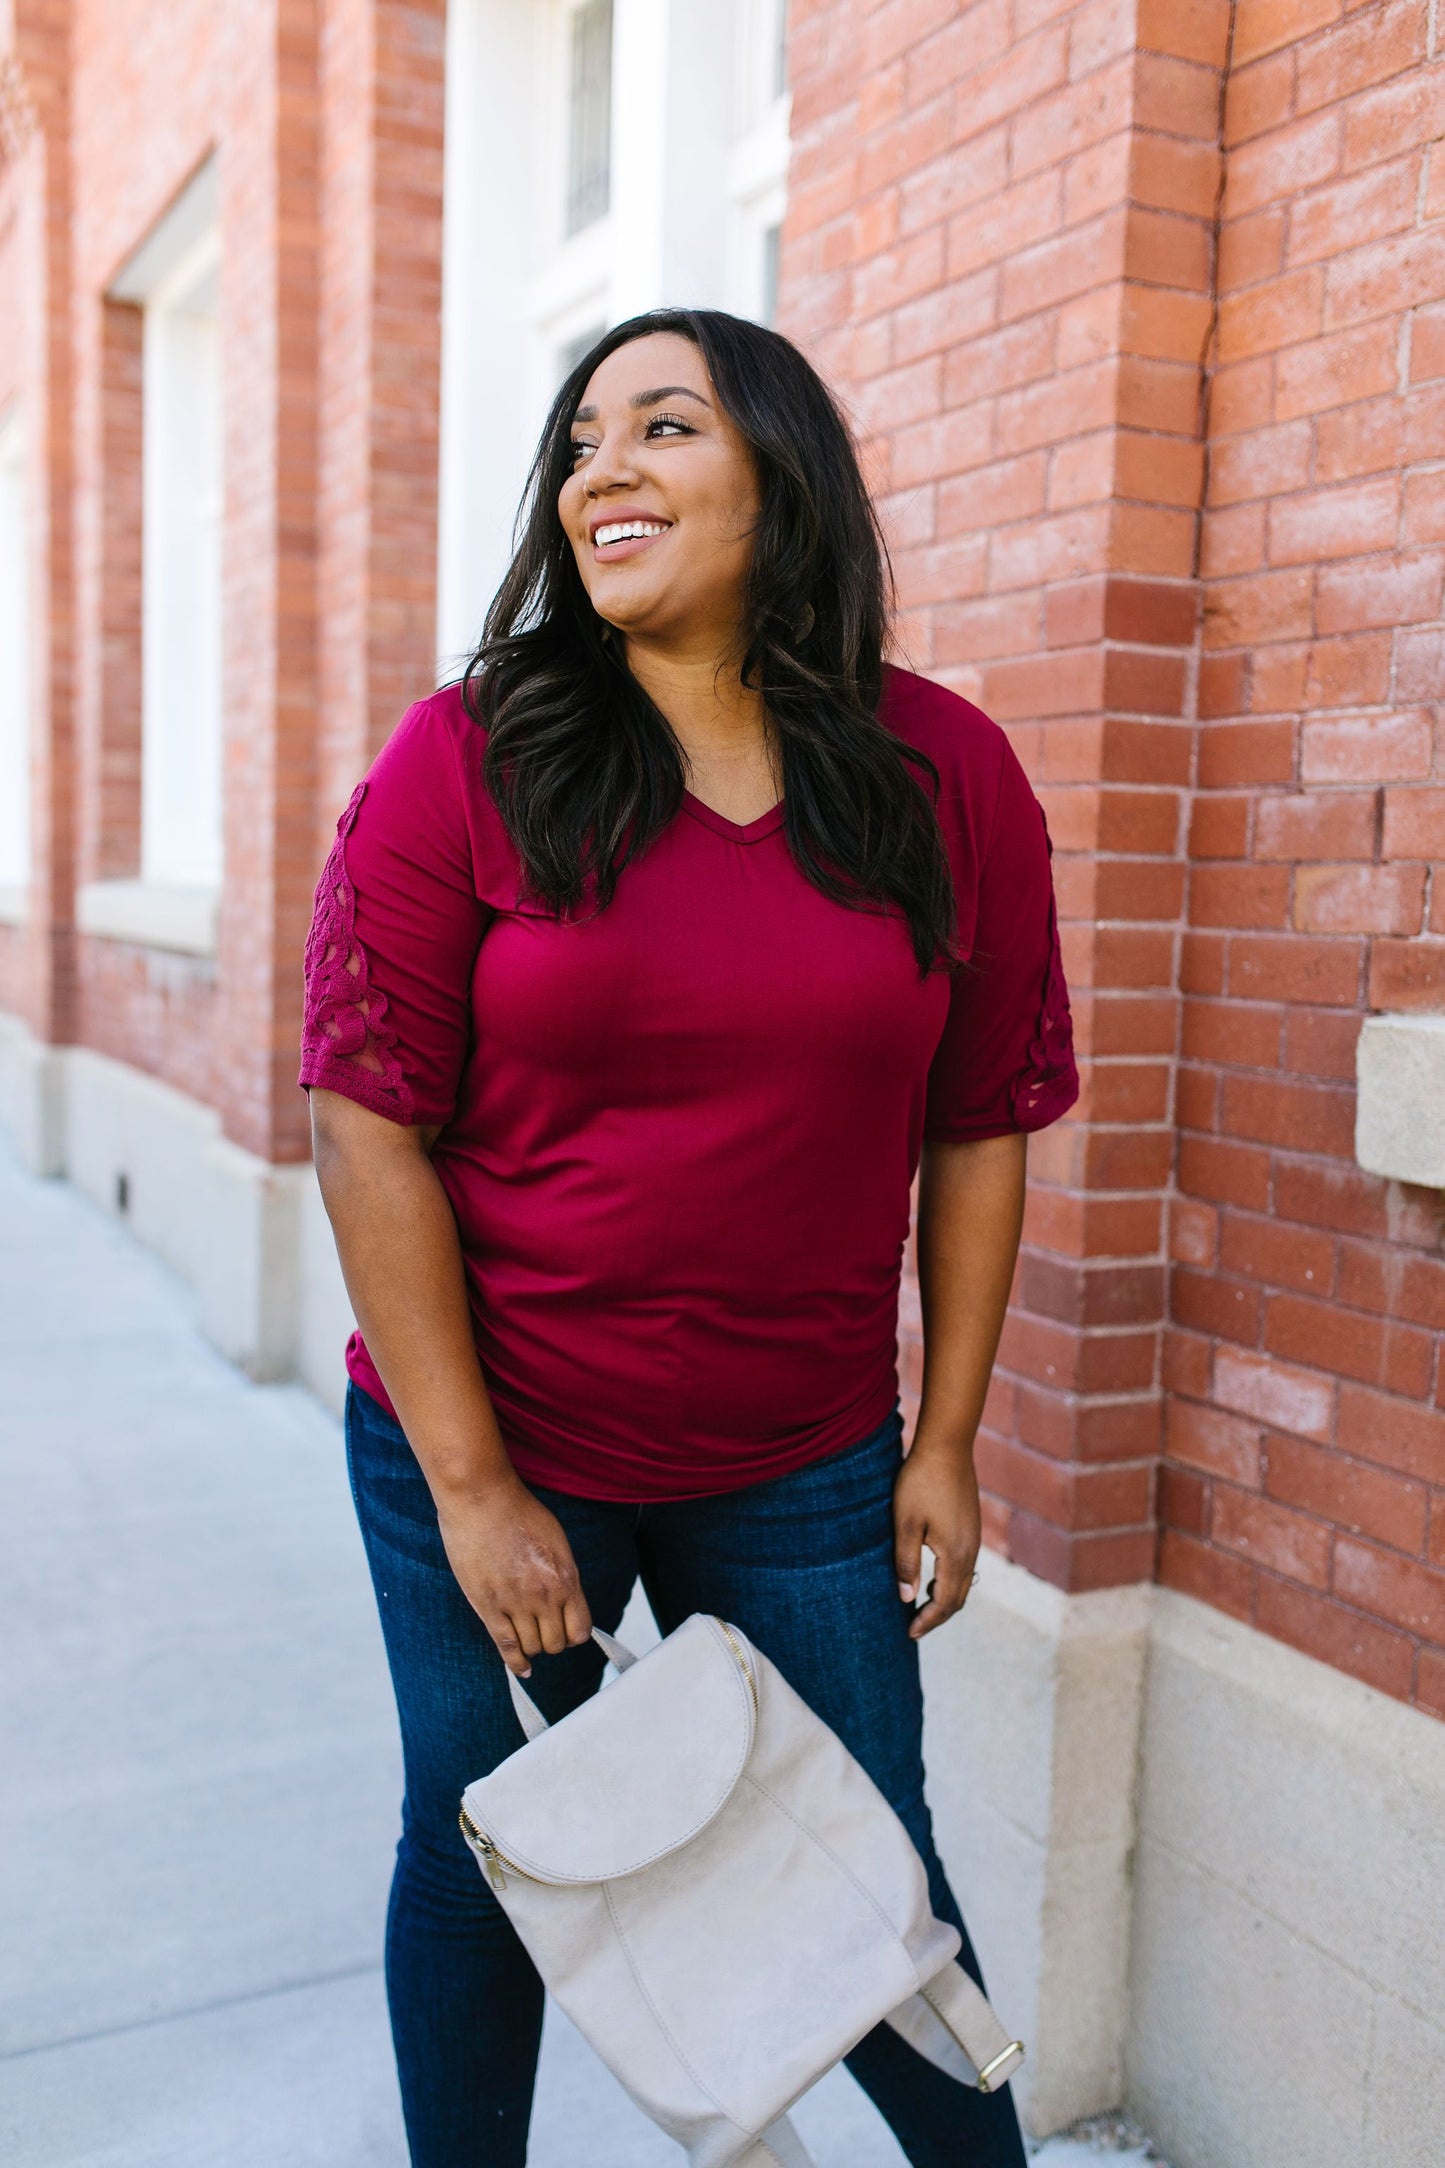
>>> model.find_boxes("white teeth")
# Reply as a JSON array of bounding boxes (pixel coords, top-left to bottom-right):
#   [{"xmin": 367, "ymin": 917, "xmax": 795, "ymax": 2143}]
[{"xmin": 595, "ymin": 520, "xmax": 670, "ymax": 547}]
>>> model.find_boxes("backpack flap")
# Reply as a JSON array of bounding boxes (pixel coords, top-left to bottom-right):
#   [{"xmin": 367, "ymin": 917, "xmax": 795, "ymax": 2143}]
[{"xmin": 463, "ymin": 1613, "xmax": 757, "ymax": 1884}]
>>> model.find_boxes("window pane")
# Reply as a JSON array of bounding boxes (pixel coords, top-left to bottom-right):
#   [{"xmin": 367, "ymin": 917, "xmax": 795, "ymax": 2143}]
[
  {"xmin": 566, "ymin": 0, "xmax": 613, "ymax": 238},
  {"xmin": 0, "ymin": 414, "xmax": 28, "ymax": 887}
]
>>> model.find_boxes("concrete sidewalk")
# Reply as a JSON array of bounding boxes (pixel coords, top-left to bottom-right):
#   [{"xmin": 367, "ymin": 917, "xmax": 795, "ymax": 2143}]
[{"xmin": 0, "ymin": 1140, "xmax": 1156, "ymax": 2166}]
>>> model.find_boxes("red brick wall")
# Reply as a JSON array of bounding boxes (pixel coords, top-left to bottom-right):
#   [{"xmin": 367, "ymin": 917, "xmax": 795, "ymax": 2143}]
[
  {"xmin": 1, "ymin": 5, "xmax": 76, "ymax": 1046},
  {"xmin": 1162, "ymin": 0, "xmax": 1445, "ymax": 1716},
  {"xmin": 0, "ymin": 59, "xmax": 37, "ymax": 1026},
  {"xmin": 6, "ymin": 0, "xmax": 446, "ymax": 1159},
  {"xmin": 211, "ymin": 0, "xmax": 321, "ymax": 1164},
  {"xmin": 73, "ymin": 937, "xmax": 221, "ymax": 1108},
  {"xmin": 784, "ymin": 0, "xmax": 1445, "ymax": 1715},
  {"xmin": 82, "ymin": 301, "xmax": 144, "ymax": 886},
  {"xmin": 783, "ymin": 0, "xmax": 1232, "ymax": 1594}
]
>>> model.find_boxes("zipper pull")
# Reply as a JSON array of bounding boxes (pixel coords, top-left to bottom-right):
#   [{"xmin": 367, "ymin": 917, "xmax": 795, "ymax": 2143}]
[{"xmin": 459, "ymin": 1808, "xmax": 508, "ymax": 1891}]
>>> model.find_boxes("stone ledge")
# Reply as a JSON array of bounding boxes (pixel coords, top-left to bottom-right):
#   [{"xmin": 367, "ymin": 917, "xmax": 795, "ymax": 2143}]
[
  {"xmin": 76, "ymin": 880, "xmax": 218, "ymax": 958},
  {"xmin": 1355, "ymin": 1012, "xmax": 1445, "ymax": 1190}
]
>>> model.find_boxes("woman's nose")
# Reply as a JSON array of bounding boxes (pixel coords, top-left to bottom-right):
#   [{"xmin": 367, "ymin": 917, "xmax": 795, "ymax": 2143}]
[{"xmin": 584, "ymin": 429, "xmax": 641, "ymax": 496}]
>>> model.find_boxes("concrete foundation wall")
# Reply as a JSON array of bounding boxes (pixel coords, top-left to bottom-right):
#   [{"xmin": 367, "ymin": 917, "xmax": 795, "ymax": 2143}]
[
  {"xmin": 0, "ymin": 1017, "xmax": 353, "ymax": 1393},
  {"xmin": 0, "ymin": 1010, "xmax": 65, "ymax": 1176},
  {"xmin": 926, "ymin": 1569, "xmax": 1445, "ymax": 2157},
  {"xmin": 1128, "ymin": 1591, "xmax": 1445, "ymax": 2168}
]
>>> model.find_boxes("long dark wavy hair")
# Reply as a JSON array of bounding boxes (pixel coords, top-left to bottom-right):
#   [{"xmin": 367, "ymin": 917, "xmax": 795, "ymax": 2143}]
[{"xmin": 462, "ymin": 308, "xmax": 958, "ymax": 973}]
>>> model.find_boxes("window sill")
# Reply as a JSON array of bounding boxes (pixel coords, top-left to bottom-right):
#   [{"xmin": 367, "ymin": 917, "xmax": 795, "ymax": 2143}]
[
  {"xmin": 76, "ymin": 880, "xmax": 218, "ymax": 958},
  {"xmin": 0, "ymin": 884, "xmax": 28, "ymax": 927},
  {"xmin": 1356, "ymin": 1013, "xmax": 1445, "ymax": 1190}
]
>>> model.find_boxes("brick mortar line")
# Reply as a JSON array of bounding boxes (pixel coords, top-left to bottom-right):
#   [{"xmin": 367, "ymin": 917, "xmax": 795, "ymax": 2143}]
[
  {"xmin": 993, "ymin": 1379, "xmax": 1163, "ymax": 1404},
  {"xmin": 1003, "ymin": 1321, "xmax": 1169, "ymax": 1340},
  {"xmin": 1191, "ymin": 0, "xmax": 1241, "ymax": 585}
]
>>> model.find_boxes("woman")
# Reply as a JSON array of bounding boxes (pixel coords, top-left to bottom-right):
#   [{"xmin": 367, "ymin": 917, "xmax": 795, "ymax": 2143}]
[{"xmin": 302, "ymin": 308, "xmax": 1076, "ymax": 2167}]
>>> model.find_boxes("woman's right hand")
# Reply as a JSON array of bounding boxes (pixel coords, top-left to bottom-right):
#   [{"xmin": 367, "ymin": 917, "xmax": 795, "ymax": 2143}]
[{"xmin": 436, "ymin": 1476, "xmax": 593, "ymax": 1677}]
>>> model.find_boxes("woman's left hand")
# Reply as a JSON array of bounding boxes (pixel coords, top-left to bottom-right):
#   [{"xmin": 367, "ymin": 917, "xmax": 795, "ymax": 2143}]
[{"xmin": 892, "ymin": 1438, "xmax": 982, "ymax": 1640}]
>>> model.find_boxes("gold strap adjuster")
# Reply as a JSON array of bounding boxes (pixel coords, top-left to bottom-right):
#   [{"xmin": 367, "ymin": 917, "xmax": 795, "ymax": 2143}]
[{"xmin": 976, "ymin": 2041, "xmax": 1025, "ymax": 2092}]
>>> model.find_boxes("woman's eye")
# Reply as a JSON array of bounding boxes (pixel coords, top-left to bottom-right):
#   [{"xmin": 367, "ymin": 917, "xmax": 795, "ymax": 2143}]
[
  {"xmin": 569, "ymin": 439, "xmax": 595, "ymax": 462},
  {"xmin": 646, "ymin": 414, "xmax": 693, "ymax": 439}
]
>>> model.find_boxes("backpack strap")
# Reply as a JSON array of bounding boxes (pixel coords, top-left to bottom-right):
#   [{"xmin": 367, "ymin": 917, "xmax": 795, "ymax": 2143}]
[
  {"xmin": 729, "ymin": 2114, "xmax": 813, "ymax": 2166},
  {"xmin": 885, "ymin": 1960, "xmax": 1025, "ymax": 2092},
  {"xmin": 720, "ymin": 1970, "xmax": 1019, "ymax": 2165},
  {"xmin": 727, "ymin": 1968, "xmax": 1021, "ymax": 2165}
]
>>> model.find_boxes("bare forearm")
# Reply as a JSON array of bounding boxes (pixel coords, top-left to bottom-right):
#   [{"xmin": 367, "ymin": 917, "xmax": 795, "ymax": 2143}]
[
  {"xmin": 912, "ymin": 1131, "xmax": 1027, "ymax": 1464},
  {"xmin": 309, "ymin": 1088, "xmax": 589, "ymax": 1673},
  {"xmin": 312, "ymin": 1113, "xmax": 515, "ymax": 1506}
]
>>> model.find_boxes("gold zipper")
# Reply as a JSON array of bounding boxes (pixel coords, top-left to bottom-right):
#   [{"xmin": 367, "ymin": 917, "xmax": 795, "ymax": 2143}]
[
  {"xmin": 715, "ymin": 1619, "xmax": 760, "ymax": 1722},
  {"xmin": 458, "ymin": 1805, "xmax": 536, "ymax": 1891}
]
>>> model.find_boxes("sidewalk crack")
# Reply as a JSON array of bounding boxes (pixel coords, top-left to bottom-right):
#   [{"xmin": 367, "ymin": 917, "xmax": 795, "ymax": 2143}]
[{"xmin": 0, "ymin": 1959, "xmax": 383, "ymax": 2065}]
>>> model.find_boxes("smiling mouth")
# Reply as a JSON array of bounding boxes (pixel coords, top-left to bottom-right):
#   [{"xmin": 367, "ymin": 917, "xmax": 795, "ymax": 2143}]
[{"xmin": 592, "ymin": 519, "xmax": 673, "ymax": 558}]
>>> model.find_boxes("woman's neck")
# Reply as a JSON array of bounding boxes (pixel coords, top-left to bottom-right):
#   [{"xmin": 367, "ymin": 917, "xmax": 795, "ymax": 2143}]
[{"xmin": 623, "ymin": 634, "xmax": 782, "ymax": 821}]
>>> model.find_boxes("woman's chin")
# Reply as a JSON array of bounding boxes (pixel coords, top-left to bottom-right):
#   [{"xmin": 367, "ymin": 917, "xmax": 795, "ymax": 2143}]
[{"xmin": 587, "ymin": 590, "xmax": 685, "ymax": 646}]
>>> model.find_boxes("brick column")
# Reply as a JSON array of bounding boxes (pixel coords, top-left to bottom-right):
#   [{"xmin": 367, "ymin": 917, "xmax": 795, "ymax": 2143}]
[
  {"xmin": 73, "ymin": 297, "xmax": 143, "ymax": 886},
  {"xmin": 2, "ymin": 6, "xmax": 77, "ymax": 1048},
  {"xmin": 214, "ymin": 0, "xmax": 322, "ymax": 1163},
  {"xmin": 783, "ymin": 0, "xmax": 1230, "ymax": 1591},
  {"xmin": 315, "ymin": 0, "xmax": 447, "ymax": 853}
]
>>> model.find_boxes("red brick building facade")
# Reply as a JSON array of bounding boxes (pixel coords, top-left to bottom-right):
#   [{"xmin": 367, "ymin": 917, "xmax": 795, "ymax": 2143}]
[
  {"xmin": 2, "ymin": 3, "xmax": 1443, "ymax": 2146},
  {"xmin": 783, "ymin": 0, "xmax": 1445, "ymax": 1720}
]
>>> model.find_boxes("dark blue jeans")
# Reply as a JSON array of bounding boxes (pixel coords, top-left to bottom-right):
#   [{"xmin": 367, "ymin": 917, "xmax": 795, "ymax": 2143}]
[{"xmin": 346, "ymin": 1382, "xmax": 1026, "ymax": 2168}]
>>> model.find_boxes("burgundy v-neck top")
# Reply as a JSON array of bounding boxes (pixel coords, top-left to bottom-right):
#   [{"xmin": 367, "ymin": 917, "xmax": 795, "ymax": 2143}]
[{"xmin": 299, "ymin": 667, "xmax": 1077, "ymax": 1500}]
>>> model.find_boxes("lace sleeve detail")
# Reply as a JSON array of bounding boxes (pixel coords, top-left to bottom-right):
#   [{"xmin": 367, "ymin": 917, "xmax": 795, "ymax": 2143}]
[
  {"xmin": 1010, "ymin": 887, "xmax": 1077, "ymax": 1130},
  {"xmin": 300, "ymin": 782, "xmax": 417, "ymax": 1124}
]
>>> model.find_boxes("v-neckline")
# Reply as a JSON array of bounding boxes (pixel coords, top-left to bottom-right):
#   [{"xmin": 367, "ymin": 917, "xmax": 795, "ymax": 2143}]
[{"xmin": 680, "ymin": 791, "xmax": 786, "ymax": 844}]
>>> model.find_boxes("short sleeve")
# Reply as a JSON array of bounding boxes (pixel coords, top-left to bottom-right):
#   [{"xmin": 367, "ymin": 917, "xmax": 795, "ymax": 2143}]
[
  {"xmin": 923, "ymin": 740, "xmax": 1078, "ymax": 1144},
  {"xmin": 299, "ymin": 698, "xmax": 490, "ymax": 1127}
]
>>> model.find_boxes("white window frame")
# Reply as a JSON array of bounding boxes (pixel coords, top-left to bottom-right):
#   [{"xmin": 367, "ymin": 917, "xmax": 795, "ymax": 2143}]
[
  {"xmin": 725, "ymin": 0, "xmax": 791, "ymax": 324},
  {"xmin": 436, "ymin": 0, "xmax": 541, "ymax": 672},
  {"xmin": 82, "ymin": 159, "xmax": 223, "ymax": 955},
  {"xmin": 0, "ymin": 404, "xmax": 29, "ymax": 925},
  {"xmin": 436, "ymin": 0, "xmax": 792, "ymax": 670},
  {"xmin": 522, "ymin": 0, "xmax": 621, "ymax": 448}
]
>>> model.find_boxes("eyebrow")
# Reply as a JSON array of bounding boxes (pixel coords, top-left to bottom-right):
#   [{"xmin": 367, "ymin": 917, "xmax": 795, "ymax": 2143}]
[{"xmin": 572, "ymin": 385, "xmax": 713, "ymax": 425}]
